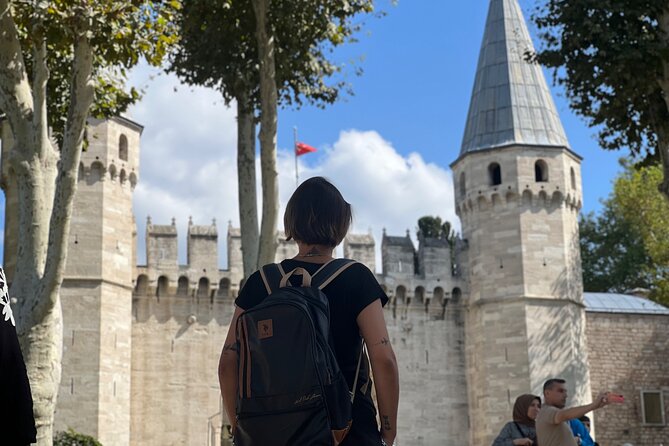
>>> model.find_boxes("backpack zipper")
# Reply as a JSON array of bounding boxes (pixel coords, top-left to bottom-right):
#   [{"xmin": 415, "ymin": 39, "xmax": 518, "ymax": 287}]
[{"xmin": 238, "ymin": 317, "xmax": 248, "ymax": 398}]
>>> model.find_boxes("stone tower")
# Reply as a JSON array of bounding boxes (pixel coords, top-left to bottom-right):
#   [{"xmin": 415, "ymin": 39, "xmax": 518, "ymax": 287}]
[
  {"xmin": 344, "ymin": 233, "xmax": 376, "ymax": 273},
  {"xmin": 54, "ymin": 116, "xmax": 142, "ymax": 445},
  {"xmin": 451, "ymin": 0, "xmax": 591, "ymax": 444}
]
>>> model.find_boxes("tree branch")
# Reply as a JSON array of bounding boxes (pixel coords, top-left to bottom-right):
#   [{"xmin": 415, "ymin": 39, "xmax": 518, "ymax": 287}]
[
  {"xmin": 657, "ymin": 8, "xmax": 669, "ymax": 201},
  {"xmin": 0, "ymin": 0, "xmax": 34, "ymax": 136},
  {"xmin": 31, "ymin": 33, "xmax": 50, "ymax": 159},
  {"xmin": 41, "ymin": 34, "xmax": 95, "ymax": 309}
]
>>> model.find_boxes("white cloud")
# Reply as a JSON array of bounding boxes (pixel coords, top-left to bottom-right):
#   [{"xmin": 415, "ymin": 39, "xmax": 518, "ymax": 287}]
[
  {"xmin": 279, "ymin": 130, "xmax": 458, "ymax": 267},
  {"xmin": 127, "ymin": 66, "xmax": 457, "ymax": 271},
  {"xmin": 282, "ymin": 129, "xmax": 457, "ymax": 234}
]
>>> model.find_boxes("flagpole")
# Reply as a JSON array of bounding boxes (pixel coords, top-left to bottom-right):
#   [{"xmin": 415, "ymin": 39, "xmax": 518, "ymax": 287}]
[{"xmin": 293, "ymin": 126, "xmax": 298, "ymax": 188}]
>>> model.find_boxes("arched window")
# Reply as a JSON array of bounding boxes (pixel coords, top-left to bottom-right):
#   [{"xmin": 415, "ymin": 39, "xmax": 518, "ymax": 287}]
[
  {"xmin": 535, "ymin": 160, "xmax": 549, "ymax": 182},
  {"xmin": 119, "ymin": 134, "xmax": 128, "ymax": 161},
  {"xmin": 157, "ymin": 276, "xmax": 169, "ymax": 297},
  {"xmin": 488, "ymin": 162, "xmax": 502, "ymax": 186},
  {"xmin": 433, "ymin": 287, "xmax": 445, "ymax": 306},
  {"xmin": 177, "ymin": 276, "xmax": 189, "ymax": 296},
  {"xmin": 414, "ymin": 286, "xmax": 425, "ymax": 304},
  {"xmin": 88, "ymin": 161, "xmax": 104, "ymax": 185},
  {"xmin": 197, "ymin": 277, "xmax": 210, "ymax": 298},
  {"xmin": 459, "ymin": 172, "xmax": 466, "ymax": 198},
  {"xmin": 129, "ymin": 172, "xmax": 137, "ymax": 189},
  {"xmin": 395, "ymin": 285, "xmax": 406, "ymax": 306},
  {"xmin": 522, "ymin": 189, "xmax": 533, "ymax": 206},
  {"xmin": 570, "ymin": 167, "xmax": 576, "ymax": 189},
  {"xmin": 452, "ymin": 287, "xmax": 462, "ymax": 303},
  {"xmin": 218, "ymin": 278, "xmax": 231, "ymax": 298},
  {"xmin": 135, "ymin": 275, "xmax": 149, "ymax": 295},
  {"xmin": 108, "ymin": 164, "xmax": 117, "ymax": 181}
]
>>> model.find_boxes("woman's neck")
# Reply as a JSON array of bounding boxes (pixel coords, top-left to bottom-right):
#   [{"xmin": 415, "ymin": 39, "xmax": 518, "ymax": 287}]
[{"xmin": 293, "ymin": 244, "xmax": 334, "ymax": 261}]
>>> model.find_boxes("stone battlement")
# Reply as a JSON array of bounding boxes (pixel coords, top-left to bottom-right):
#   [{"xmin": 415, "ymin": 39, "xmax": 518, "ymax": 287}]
[
  {"xmin": 133, "ymin": 220, "xmax": 467, "ymax": 309},
  {"xmin": 456, "ymin": 187, "xmax": 582, "ymax": 216}
]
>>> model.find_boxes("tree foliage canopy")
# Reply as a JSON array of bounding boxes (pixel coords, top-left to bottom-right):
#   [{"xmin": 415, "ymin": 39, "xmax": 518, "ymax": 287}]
[
  {"xmin": 417, "ymin": 216, "xmax": 456, "ymax": 244},
  {"xmin": 531, "ymin": 0, "xmax": 669, "ymax": 199},
  {"xmin": 580, "ymin": 161, "xmax": 669, "ymax": 304},
  {"xmin": 54, "ymin": 429, "xmax": 102, "ymax": 446},
  {"xmin": 168, "ymin": 0, "xmax": 376, "ymax": 110},
  {"xmin": 579, "ymin": 208, "xmax": 652, "ymax": 294},
  {"xmin": 9, "ymin": 0, "xmax": 181, "ymax": 144}
]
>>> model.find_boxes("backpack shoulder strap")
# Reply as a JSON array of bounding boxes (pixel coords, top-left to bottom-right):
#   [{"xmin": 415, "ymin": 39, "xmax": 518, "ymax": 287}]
[
  {"xmin": 259, "ymin": 263, "xmax": 284, "ymax": 294},
  {"xmin": 311, "ymin": 258, "xmax": 357, "ymax": 290}
]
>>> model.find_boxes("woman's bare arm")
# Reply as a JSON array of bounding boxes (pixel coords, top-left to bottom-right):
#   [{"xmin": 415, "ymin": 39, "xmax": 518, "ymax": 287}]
[
  {"xmin": 218, "ymin": 306, "xmax": 244, "ymax": 431},
  {"xmin": 357, "ymin": 299, "xmax": 399, "ymax": 444}
]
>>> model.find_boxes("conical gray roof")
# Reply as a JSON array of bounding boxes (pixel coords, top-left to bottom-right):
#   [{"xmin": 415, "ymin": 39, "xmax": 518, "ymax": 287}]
[{"xmin": 460, "ymin": 0, "xmax": 569, "ymax": 155}]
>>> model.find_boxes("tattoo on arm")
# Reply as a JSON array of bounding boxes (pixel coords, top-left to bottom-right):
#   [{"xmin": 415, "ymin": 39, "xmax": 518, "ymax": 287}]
[
  {"xmin": 382, "ymin": 415, "xmax": 391, "ymax": 431},
  {"xmin": 373, "ymin": 337, "xmax": 391, "ymax": 347}
]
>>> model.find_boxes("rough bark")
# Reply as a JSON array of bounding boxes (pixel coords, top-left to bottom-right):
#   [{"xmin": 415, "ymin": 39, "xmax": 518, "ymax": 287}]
[
  {"xmin": 656, "ymin": 9, "xmax": 669, "ymax": 202},
  {"xmin": 252, "ymin": 0, "xmax": 280, "ymax": 267},
  {"xmin": 236, "ymin": 91, "xmax": 260, "ymax": 278},
  {"xmin": 0, "ymin": 1, "xmax": 95, "ymax": 439}
]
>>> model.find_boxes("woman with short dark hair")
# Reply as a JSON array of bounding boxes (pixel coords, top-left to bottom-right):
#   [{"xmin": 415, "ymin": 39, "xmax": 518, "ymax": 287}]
[{"xmin": 218, "ymin": 177, "xmax": 400, "ymax": 446}]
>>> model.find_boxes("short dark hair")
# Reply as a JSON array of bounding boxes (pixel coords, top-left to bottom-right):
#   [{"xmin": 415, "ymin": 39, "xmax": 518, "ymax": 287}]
[
  {"xmin": 284, "ymin": 177, "xmax": 352, "ymax": 248},
  {"xmin": 579, "ymin": 415, "xmax": 590, "ymax": 423},
  {"xmin": 543, "ymin": 378, "xmax": 566, "ymax": 392}
]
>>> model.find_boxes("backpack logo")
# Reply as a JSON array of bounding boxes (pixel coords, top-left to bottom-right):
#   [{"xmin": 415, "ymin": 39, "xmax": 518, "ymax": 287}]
[
  {"xmin": 258, "ymin": 319, "xmax": 273, "ymax": 339},
  {"xmin": 294, "ymin": 392, "xmax": 321, "ymax": 405}
]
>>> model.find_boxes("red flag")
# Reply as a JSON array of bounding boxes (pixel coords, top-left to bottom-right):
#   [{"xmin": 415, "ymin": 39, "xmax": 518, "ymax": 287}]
[{"xmin": 295, "ymin": 142, "xmax": 317, "ymax": 156}]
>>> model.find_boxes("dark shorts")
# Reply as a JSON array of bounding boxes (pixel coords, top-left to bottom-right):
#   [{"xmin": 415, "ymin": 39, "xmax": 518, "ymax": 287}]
[{"xmin": 341, "ymin": 396, "xmax": 381, "ymax": 446}]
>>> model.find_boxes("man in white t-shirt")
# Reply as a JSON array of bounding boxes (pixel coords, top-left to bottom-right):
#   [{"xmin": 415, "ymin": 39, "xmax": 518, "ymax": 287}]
[{"xmin": 536, "ymin": 379, "xmax": 610, "ymax": 446}]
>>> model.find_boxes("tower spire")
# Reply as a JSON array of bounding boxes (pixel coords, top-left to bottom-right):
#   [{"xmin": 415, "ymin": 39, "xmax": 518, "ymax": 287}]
[{"xmin": 460, "ymin": 0, "xmax": 569, "ymax": 155}]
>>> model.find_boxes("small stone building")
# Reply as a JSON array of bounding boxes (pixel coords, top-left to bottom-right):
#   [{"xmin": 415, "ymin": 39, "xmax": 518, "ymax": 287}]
[{"xmin": 584, "ymin": 293, "xmax": 669, "ymax": 445}]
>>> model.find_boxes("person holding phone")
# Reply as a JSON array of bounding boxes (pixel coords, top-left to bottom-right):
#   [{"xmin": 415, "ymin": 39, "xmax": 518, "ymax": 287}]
[{"xmin": 536, "ymin": 379, "xmax": 612, "ymax": 446}]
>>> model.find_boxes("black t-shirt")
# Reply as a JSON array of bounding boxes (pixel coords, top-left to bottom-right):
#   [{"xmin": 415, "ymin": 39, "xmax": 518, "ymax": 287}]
[
  {"xmin": 0, "ymin": 305, "xmax": 37, "ymax": 445},
  {"xmin": 235, "ymin": 259, "xmax": 389, "ymax": 445}
]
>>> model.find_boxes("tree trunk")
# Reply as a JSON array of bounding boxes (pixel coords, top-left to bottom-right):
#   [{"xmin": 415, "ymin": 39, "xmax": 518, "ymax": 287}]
[
  {"xmin": 252, "ymin": 0, "xmax": 280, "ymax": 267},
  {"xmin": 656, "ymin": 9, "xmax": 669, "ymax": 202},
  {"xmin": 655, "ymin": 124, "xmax": 669, "ymax": 202},
  {"xmin": 0, "ymin": 13, "xmax": 95, "ymax": 441},
  {"xmin": 236, "ymin": 91, "xmax": 259, "ymax": 278},
  {"xmin": 11, "ymin": 124, "xmax": 62, "ymax": 446}
]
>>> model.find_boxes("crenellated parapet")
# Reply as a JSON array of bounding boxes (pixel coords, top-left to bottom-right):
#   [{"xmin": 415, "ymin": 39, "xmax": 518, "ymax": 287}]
[
  {"xmin": 453, "ymin": 145, "xmax": 583, "ymax": 220},
  {"xmin": 377, "ymin": 228, "xmax": 466, "ymax": 316},
  {"xmin": 455, "ymin": 185, "xmax": 582, "ymax": 216},
  {"xmin": 77, "ymin": 160, "xmax": 138, "ymax": 189},
  {"xmin": 80, "ymin": 116, "xmax": 142, "ymax": 189},
  {"xmin": 134, "ymin": 222, "xmax": 467, "ymax": 316},
  {"xmin": 134, "ymin": 264, "xmax": 235, "ymax": 302},
  {"xmin": 138, "ymin": 217, "xmax": 233, "ymax": 300}
]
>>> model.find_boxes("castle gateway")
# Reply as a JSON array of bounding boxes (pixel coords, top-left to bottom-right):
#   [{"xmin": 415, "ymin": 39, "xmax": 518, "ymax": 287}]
[{"xmin": 2, "ymin": 0, "xmax": 668, "ymax": 445}]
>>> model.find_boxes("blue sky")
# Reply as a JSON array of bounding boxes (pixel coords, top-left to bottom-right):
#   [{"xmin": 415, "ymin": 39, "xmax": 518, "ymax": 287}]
[
  {"xmin": 0, "ymin": 0, "xmax": 625, "ymax": 268},
  {"xmin": 277, "ymin": 0, "xmax": 622, "ymax": 214}
]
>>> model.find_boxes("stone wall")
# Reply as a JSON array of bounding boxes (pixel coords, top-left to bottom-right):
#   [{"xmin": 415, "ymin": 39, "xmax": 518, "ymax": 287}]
[
  {"xmin": 129, "ymin": 283, "xmax": 470, "ymax": 446},
  {"xmin": 387, "ymin": 303, "xmax": 469, "ymax": 445},
  {"xmin": 586, "ymin": 312, "xmax": 669, "ymax": 445},
  {"xmin": 131, "ymin": 292, "xmax": 235, "ymax": 446}
]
